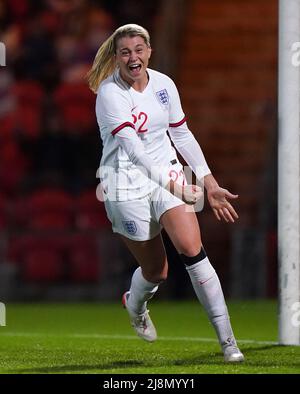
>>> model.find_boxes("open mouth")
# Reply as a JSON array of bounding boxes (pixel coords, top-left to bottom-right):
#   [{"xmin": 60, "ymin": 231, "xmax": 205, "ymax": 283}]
[{"xmin": 128, "ymin": 64, "xmax": 142, "ymax": 74}]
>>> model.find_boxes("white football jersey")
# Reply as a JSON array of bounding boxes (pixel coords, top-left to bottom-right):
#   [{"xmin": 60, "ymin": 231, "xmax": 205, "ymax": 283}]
[{"xmin": 96, "ymin": 68, "xmax": 186, "ymax": 200}]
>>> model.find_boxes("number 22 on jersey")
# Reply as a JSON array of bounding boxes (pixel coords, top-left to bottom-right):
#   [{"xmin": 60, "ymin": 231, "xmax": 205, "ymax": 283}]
[{"xmin": 132, "ymin": 112, "xmax": 148, "ymax": 134}]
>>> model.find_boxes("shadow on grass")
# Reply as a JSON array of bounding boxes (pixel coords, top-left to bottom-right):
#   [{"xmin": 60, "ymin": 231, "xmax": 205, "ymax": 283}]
[
  {"xmin": 240, "ymin": 344, "xmax": 280, "ymax": 352},
  {"xmin": 15, "ymin": 360, "xmax": 145, "ymax": 374},
  {"xmin": 14, "ymin": 354, "xmax": 226, "ymax": 374},
  {"xmin": 12, "ymin": 345, "xmax": 300, "ymax": 374}
]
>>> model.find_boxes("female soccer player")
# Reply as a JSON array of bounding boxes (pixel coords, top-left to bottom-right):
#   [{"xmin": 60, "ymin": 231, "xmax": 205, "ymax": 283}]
[{"xmin": 87, "ymin": 24, "xmax": 244, "ymax": 362}]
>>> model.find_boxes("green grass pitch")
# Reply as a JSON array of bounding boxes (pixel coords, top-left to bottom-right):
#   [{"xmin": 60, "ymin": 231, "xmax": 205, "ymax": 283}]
[{"xmin": 0, "ymin": 300, "xmax": 299, "ymax": 374}]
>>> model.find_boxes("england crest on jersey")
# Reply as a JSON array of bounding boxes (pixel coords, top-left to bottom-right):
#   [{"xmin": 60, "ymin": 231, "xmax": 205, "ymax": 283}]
[
  {"xmin": 123, "ymin": 220, "xmax": 137, "ymax": 235},
  {"xmin": 156, "ymin": 89, "xmax": 169, "ymax": 106}
]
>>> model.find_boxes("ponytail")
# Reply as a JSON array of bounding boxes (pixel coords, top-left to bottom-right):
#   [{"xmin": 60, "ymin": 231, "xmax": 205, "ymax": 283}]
[
  {"xmin": 86, "ymin": 34, "xmax": 115, "ymax": 94},
  {"xmin": 86, "ymin": 24, "xmax": 151, "ymax": 93}
]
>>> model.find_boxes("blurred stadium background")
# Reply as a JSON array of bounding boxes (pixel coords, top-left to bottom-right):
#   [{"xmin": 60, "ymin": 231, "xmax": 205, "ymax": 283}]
[{"xmin": 0, "ymin": 0, "xmax": 277, "ymax": 303}]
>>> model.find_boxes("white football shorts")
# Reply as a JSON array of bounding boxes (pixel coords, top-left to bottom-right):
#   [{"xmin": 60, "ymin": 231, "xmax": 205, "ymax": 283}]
[{"xmin": 103, "ymin": 164, "xmax": 186, "ymax": 241}]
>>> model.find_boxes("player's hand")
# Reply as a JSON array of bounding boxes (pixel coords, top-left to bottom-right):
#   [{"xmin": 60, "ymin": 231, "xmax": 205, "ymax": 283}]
[
  {"xmin": 170, "ymin": 181, "xmax": 203, "ymax": 205},
  {"xmin": 207, "ymin": 186, "xmax": 239, "ymax": 222},
  {"xmin": 182, "ymin": 184, "xmax": 203, "ymax": 205}
]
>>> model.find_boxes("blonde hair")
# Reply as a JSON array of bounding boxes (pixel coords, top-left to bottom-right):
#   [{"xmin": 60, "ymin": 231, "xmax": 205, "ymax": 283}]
[{"xmin": 86, "ymin": 24, "xmax": 151, "ymax": 93}]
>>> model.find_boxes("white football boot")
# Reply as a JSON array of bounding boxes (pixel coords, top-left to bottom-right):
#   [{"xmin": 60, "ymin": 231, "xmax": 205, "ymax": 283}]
[
  {"xmin": 222, "ymin": 337, "xmax": 245, "ymax": 362},
  {"xmin": 122, "ymin": 291, "xmax": 157, "ymax": 342}
]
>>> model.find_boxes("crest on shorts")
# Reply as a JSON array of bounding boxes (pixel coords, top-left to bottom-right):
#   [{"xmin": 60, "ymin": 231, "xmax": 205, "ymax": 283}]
[
  {"xmin": 156, "ymin": 89, "xmax": 169, "ymax": 106},
  {"xmin": 123, "ymin": 220, "xmax": 137, "ymax": 235}
]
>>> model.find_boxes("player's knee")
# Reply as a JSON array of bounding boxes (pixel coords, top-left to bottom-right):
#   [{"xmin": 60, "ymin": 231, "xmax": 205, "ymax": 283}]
[
  {"xmin": 178, "ymin": 243, "xmax": 202, "ymax": 259},
  {"xmin": 179, "ymin": 246, "xmax": 207, "ymax": 266}
]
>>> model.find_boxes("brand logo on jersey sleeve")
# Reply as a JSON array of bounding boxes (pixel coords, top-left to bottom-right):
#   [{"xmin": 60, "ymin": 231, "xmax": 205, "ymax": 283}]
[
  {"xmin": 122, "ymin": 220, "xmax": 138, "ymax": 235},
  {"xmin": 156, "ymin": 89, "xmax": 169, "ymax": 106}
]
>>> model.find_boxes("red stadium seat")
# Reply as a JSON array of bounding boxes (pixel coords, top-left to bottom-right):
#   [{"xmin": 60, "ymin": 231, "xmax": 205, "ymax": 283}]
[
  {"xmin": 69, "ymin": 247, "xmax": 100, "ymax": 282},
  {"xmin": 54, "ymin": 83, "xmax": 95, "ymax": 133},
  {"xmin": 74, "ymin": 190, "xmax": 109, "ymax": 230},
  {"xmin": 28, "ymin": 211, "xmax": 71, "ymax": 230},
  {"xmin": 62, "ymin": 105, "xmax": 95, "ymax": 132},
  {"xmin": 7, "ymin": 234, "xmax": 67, "ymax": 282},
  {"xmin": 54, "ymin": 83, "xmax": 94, "ymax": 106},
  {"xmin": 0, "ymin": 140, "xmax": 29, "ymax": 195},
  {"xmin": 0, "ymin": 194, "xmax": 8, "ymax": 230},
  {"xmin": 7, "ymin": 235, "xmax": 36, "ymax": 264},
  {"xmin": 0, "ymin": 213, "xmax": 5, "ymax": 230},
  {"xmin": 0, "ymin": 114, "xmax": 15, "ymax": 140},
  {"xmin": 7, "ymin": 234, "xmax": 67, "ymax": 264},
  {"xmin": 67, "ymin": 234, "xmax": 101, "ymax": 282},
  {"xmin": 23, "ymin": 248, "xmax": 64, "ymax": 282},
  {"xmin": 11, "ymin": 81, "xmax": 45, "ymax": 139},
  {"xmin": 13, "ymin": 106, "xmax": 41, "ymax": 138},
  {"xmin": 6, "ymin": 231, "xmax": 102, "ymax": 283},
  {"xmin": 11, "ymin": 199, "xmax": 30, "ymax": 229},
  {"xmin": 12, "ymin": 189, "xmax": 73, "ymax": 230},
  {"xmin": 11, "ymin": 81, "xmax": 44, "ymax": 104},
  {"xmin": 27, "ymin": 188, "xmax": 73, "ymax": 210}
]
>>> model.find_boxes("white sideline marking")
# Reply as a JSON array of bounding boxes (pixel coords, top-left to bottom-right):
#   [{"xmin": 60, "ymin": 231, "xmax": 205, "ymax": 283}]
[{"xmin": 0, "ymin": 332, "xmax": 277, "ymax": 345}]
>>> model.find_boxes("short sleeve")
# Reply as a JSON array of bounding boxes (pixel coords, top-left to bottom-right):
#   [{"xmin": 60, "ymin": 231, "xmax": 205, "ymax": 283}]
[
  {"xmin": 96, "ymin": 85, "xmax": 135, "ymax": 136},
  {"xmin": 167, "ymin": 78, "xmax": 186, "ymax": 127}
]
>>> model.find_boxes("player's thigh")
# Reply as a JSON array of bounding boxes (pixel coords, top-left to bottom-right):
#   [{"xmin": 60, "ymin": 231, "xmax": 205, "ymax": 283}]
[
  {"xmin": 121, "ymin": 233, "xmax": 168, "ymax": 282},
  {"xmin": 160, "ymin": 204, "xmax": 202, "ymax": 256}
]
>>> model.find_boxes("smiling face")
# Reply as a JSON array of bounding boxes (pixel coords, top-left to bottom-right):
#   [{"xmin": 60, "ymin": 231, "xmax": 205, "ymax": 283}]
[{"xmin": 115, "ymin": 35, "xmax": 152, "ymax": 88}]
